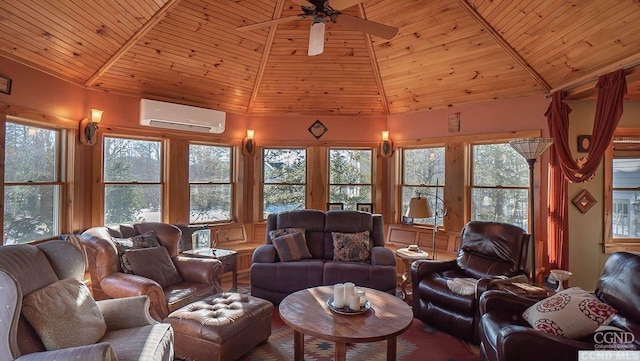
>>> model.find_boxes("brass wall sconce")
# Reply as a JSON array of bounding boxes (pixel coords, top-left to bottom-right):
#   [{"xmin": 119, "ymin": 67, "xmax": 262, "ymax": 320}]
[
  {"xmin": 79, "ymin": 108, "xmax": 103, "ymax": 145},
  {"xmin": 381, "ymin": 131, "xmax": 393, "ymax": 157},
  {"xmin": 242, "ymin": 129, "xmax": 255, "ymax": 156}
]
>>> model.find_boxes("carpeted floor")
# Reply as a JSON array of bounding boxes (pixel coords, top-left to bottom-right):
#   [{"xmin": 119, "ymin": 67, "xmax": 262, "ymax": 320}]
[{"xmin": 239, "ymin": 309, "xmax": 481, "ymax": 361}]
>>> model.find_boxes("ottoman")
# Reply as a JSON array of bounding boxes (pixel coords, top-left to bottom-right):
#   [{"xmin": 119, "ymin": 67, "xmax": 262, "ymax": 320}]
[{"xmin": 164, "ymin": 293, "xmax": 273, "ymax": 361}]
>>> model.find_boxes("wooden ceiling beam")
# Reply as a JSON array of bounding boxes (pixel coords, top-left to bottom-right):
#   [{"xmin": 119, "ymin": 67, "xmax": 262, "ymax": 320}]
[
  {"xmin": 358, "ymin": 3, "xmax": 389, "ymax": 115},
  {"xmin": 84, "ymin": 0, "xmax": 184, "ymax": 86},
  {"xmin": 247, "ymin": 0, "xmax": 286, "ymax": 114},
  {"xmin": 453, "ymin": 0, "xmax": 552, "ymax": 92},
  {"xmin": 551, "ymin": 52, "xmax": 640, "ymax": 96}
]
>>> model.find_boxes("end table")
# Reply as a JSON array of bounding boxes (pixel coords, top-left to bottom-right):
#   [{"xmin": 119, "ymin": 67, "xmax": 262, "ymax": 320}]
[
  {"xmin": 396, "ymin": 247, "xmax": 430, "ymax": 304},
  {"xmin": 181, "ymin": 248, "xmax": 238, "ymax": 292}
]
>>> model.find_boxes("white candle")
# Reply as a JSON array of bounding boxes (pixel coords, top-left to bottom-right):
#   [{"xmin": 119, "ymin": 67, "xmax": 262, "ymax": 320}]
[
  {"xmin": 357, "ymin": 289, "xmax": 366, "ymax": 306},
  {"xmin": 333, "ymin": 284, "xmax": 345, "ymax": 308},
  {"xmin": 349, "ymin": 291, "xmax": 360, "ymax": 311},
  {"xmin": 343, "ymin": 282, "xmax": 355, "ymax": 306}
]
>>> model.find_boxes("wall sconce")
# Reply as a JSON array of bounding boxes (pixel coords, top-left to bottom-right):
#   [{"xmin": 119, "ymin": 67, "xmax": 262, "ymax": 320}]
[
  {"xmin": 381, "ymin": 131, "xmax": 393, "ymax": 157},
  {"xmin": 79, "ymin": 108, "xmax": 103, "ymax": 145},
  {"xmin": 242, "ymin": 129, "xmax": 255, "ymax": 156}
]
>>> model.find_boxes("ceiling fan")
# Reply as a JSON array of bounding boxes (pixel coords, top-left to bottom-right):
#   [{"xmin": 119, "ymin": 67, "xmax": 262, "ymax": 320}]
[{"xmin": 237, "ymin": 0, "xmax": 399, "ymax": 56}]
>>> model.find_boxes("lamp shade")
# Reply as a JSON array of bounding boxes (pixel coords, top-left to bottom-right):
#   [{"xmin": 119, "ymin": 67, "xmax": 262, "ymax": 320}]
[
  {"xmin": 406, "ymin": 196, "xmax": 432, "ymax": 219},
  {"xmin": 509, "ymin": 138, "xmax": 553, "ymax": 161}
]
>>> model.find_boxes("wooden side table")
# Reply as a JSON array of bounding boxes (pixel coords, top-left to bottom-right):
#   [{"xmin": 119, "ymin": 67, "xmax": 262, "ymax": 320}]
[
  {"xmin": 181, "ymin": 248, "xmax": 238, "ymax": 292},
  {"xmin": 396, "ymin": 247, "xmax": 430, "ymax": 304}
]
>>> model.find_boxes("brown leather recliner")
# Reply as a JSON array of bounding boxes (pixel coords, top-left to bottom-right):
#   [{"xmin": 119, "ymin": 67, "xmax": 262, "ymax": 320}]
[
  {"xmin": 80, "ymin": 222, "xmax": 223, "ymax": 321},
  {"xmin": 411, "ymin": 221, "xmax": 530, "ymax": 343},
  {"xmin": 479, "ymin": 251, "xmax": 640, "ymax": 361},
  {"xmin": 0, "ymin": 240, "xmax": 174, "ymax": 360}
]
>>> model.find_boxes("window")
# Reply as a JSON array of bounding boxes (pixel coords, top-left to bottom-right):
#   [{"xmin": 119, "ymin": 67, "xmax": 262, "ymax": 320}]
[
  {"xmin": 470, "ymin": 143, "xmax": 529, "ymax": 228},
  {"xmin": 4, "ymin": 121, "xmax": 61, "ymax": 244},
  {"xmin": 103, "ymin": 137, "xmax": 162, "ymax": 225},
  {"xmin": 610, "ymin": 137, "xmax": 640, "ymax": 239},
  {"xmin": 401, "ymin": 147, "xmax": 445, "ymax": 225},
  {"xmin": 262, "ymin": 148, "xmax": 306, "ymax": 218},
  {"xmin": 189, "ymin": 143, "xmax": 232, "ymax": 223},
  {"xmin": 328, "ymin": 149, "xmax": 373, "ymax": 210}
]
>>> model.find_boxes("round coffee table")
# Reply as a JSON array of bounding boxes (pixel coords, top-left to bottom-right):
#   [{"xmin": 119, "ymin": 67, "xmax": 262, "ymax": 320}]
[{"xmin": 279, "ymin": 286, "xmax": 413, "ymax": 361}]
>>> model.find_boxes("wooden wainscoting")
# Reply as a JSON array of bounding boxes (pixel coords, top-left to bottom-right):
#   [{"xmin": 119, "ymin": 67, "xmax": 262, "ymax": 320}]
[
  {"xmin": 385, "ymin": 224, "xmax": 461, "ymax": 279},
  {"xmin": 210, "ymin": 223, "xmax": 262, "ymax": 281}
]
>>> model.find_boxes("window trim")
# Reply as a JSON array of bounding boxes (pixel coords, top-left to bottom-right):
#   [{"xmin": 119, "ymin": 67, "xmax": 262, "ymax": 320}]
[{"xmin": 188, "ymin": 142, "xmax": 234, "ymax": 224}]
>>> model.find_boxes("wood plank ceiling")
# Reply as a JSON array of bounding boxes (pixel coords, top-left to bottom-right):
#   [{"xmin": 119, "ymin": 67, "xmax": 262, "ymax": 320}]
[{"xmin": 0, "ymin": 0, "xmax": 639, "ymax": 116}]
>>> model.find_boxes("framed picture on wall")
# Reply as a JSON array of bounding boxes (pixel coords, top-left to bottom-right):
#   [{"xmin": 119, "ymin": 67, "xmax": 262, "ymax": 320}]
[
  {"xmin": 327, "ymin": 203, "xmax": 344, "ymax": 211},
  {"xmin": 356, "ymin": 203, "xmax": 373, "ymax": 213}
]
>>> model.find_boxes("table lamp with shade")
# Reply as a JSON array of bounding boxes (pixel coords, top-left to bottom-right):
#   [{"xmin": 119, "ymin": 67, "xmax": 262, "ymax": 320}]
[
  {"xmin": 405, "ymin": 187, "xmax": 447, "ymax": 259},
  {"xmin": 509, "ymin": 137, "xmax": 553, "ymax": 283}
]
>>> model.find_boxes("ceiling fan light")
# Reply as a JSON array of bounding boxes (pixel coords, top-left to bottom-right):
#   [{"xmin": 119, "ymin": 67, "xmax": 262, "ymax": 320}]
[{"xmin": 308, "ymin": 21, "xmax": 325, "ymax": 56}]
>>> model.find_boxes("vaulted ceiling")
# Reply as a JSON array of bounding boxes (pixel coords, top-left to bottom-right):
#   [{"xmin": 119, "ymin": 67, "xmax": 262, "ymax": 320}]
[{"xmin": 1, "ymin": 0, "xmax": 639, "ymax": 116}]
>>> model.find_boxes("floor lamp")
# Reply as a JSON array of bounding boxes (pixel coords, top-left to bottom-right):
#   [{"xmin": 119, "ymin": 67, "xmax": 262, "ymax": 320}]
[{"xmin": 509, "ymin": 138, "xmax": 553, "ymax": 284}]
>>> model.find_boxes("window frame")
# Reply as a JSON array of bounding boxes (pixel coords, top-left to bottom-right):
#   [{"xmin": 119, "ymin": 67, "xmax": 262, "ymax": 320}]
[
  {"xmin": 188, "ymin": 142, "xmax": 234, "ymax": 224},
  {"xmin": 327, "ymin": 147, "xmax": 374, "ymax": 211},
  {"xmin": 604, "ymin": 128, "xmax": 640, "ymax": 253},
  {"xmin": 260, "ymin": 146, "xmax": 308, "ymax": 220},
  {"xmin": 101, "ymin": 135, "xmax": 165, "ymax": 226},
  {"xmin": 3, "ymin": 118, "xmax": 65, "ymax": 244},
  {"xmin": 400, "ymin": 145, "xmax": 446, "ymax": 226}
]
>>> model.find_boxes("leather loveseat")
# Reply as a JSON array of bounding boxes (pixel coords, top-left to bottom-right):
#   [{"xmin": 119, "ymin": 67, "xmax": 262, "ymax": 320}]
[
  {"xmin": 411, "ymin": 221, "xmax": 530, "ymax": 343},
  {"xmin": 250, "ymin": 209, "xmax": 397, "ymax": 304},
  {"xmin": 479, "ymin": 251, "xmax": 640, "ymax": 361},
  {"xmin": 80, "ymin": 222, "xmax": 223, "ymax": 321}
]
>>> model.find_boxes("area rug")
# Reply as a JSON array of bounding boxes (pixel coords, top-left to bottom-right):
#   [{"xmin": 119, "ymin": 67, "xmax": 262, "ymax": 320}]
[{"xmin": 239, "ymin": 309, "xmax": 481, "ymax": 361}]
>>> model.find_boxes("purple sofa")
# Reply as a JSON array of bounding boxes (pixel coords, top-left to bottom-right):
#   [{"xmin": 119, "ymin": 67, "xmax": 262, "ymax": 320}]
[{"xmin": 250, "ymin": 209, "xmax": 397, "ymax": 304}]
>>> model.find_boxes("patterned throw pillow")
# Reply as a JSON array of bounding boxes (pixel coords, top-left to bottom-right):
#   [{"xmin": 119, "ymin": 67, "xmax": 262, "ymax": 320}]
[
  {"xmin": 22, "ymin": 278, "xmax": 106, "ymax": 350},
  {"xmin": 332, "ymin": 231, "xmax": 371, "ymax": 262},
  {"xmin": 272, "ymin": 232, "xmax": 312, "ymax": 262},
  {"xmin": 112, "ymin": 229, "xmax": 161, "ymax": 273},
  {"xmin": 523, "ymin": 287, "xmax": 617, "ymax": 339},
  {"xmin": 268, "ymin": 228, "xmax": 305, "ymax": 240},
  {"xmin": 121, "ymin": 246, "xmax": 183, "ymax": 288}
]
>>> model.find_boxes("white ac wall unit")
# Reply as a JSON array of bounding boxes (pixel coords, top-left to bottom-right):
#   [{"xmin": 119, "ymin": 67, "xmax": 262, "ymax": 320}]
[{"xmin": 139, "ymin": 99, "xmax": 225, "ymax": 134}]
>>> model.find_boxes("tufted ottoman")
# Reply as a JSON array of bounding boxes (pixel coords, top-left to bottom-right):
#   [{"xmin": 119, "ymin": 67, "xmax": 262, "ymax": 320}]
[{"xmin": 164, "ymin": 293, "xmax": 273, "ymax": 361}]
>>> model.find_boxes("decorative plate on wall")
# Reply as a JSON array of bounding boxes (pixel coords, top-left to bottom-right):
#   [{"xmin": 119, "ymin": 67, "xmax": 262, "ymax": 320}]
[
  {"xmin": 572, "ymin": 189, "xmax": 597, "ymax": 213},
  {"xmin": 308, "ymin": 120, "xmax": 328, "ymax": 139}
]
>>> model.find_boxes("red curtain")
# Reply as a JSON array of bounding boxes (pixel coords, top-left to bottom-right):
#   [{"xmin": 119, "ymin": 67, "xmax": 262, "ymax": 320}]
[{"xmin": 545, "ymin": 69, "xmax": 627, "ymax": 270}]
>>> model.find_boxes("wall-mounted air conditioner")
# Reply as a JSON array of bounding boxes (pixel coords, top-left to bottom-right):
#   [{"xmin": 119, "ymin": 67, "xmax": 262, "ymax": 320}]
[{"xmin": 139, "ymin": 99, "xmax": 225, "ymax": 134}]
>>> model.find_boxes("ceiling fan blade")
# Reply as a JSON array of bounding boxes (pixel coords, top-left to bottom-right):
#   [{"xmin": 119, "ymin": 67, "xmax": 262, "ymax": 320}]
[
  {"xmin": 328, "ymin": 0, "xmax": 363, "ymax": 11},
  {"xmin": 290, "ymin": 0, "xmax": 315, "ymax": 7},
  {"xmin": 308, "ymin": 22, "xmax": 326, "ymax": 56},
  {"xmin": 336, "ymin": 14, "xmax": 398, "ymax": 39},
  {"xmin": 237, "ymin": 15, "xmax": 304, "ymax": 32}
]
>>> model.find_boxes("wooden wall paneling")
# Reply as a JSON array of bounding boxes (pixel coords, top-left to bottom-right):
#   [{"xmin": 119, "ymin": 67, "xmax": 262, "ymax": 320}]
[
  {"xmin": 165, "ymin": 139, "xmax": 189, "ymax": 225},
  {"xmin": 90, "ymin": 134, "xmax": 104, "ymax": 226},
  {"xmin": 251, "ymin": 146, "xmax": 263, "ymax": 222},
  {"xmin": 236, "ymin": 144, "xmax": 250, "ymax": 223},
  {"xmin": 62, "ymin": 130, "xmax": 75, "ymax": 234},
  {"xmin": 308, "ymin": 146, "xmax": 328, "ymax": 210},
  {"xmin": 445, "ymin": 142, "xmax": 466, "ymax": 231},
  {"xmin": 211, "ymin": 222, "xmax": 261, "ymax": 278}
]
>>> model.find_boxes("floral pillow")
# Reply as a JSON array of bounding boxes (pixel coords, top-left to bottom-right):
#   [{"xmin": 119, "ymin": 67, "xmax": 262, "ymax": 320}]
[
  {"xmin": 269, "ymin": 228, "xmax": 305, "ymax": 240},
  {"xmin": 332, "ymin": 231, "xmax": 371, "ymax": 262},
  {"xmin": 272, "ymin": 232, "xmax": 312, "ymax": 262},
  {"xmin": 112, "ymin": 229, "xmax": 161, "ymax": 273},
  {"xmin": 523, "ymin": 287, "xmax": 617, "ymax": 339}
]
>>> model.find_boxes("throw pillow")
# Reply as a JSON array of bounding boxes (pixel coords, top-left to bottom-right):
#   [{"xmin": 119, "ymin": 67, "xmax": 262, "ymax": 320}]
[
  {"xmin": 332, "ymin": 231, "xmax": 371, "ymax": 262},
  {"xmin": 121, "ymin": 246, "xmax": 183, "ymax": 288},
  {"xmin": 112, "ymin": 229, "xmax": 161, "ymax": 273},
  {"xmin": 269, "ymin": 227, "xmax": 305, "ymax": 240},
  {"xmin": 22, "ymin": 278, "xmax": 106, "ymax": 350},
  {"xmin": 523, "ymin": 287, "xmax": 617, "ymax": 339},
  {"xmin": 272, "ymin": 232, "xmax": 312, "ymax": 262}
]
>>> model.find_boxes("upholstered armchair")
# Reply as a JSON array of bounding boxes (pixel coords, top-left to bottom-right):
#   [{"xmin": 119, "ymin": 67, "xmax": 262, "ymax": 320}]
[
  {"xmin": 411, "ymin": 221, "xmax": 530, "ymax": 342},
  {"xmin": 479, "ymin": 251, "xmax": 640, "ymax": 361},
  {"xmin": 0, "ymin": 240, "xmax": 173, "ymax": 361},
  {"xmin": 80, "ymin": 222, "xmax": 223, "ymax": 321}
]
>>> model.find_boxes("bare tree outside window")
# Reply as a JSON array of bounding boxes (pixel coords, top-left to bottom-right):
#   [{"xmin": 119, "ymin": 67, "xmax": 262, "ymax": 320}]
[
  {"xmin": 401, "ymin": 147, "xmax": 445, "ymax": 225},
  {"xmin": 262, "ymin": 148, "xmax": 306, "ymax": 219},
  {"xmin": 189, "ymin": 143, "xmax": 232, "ymax": 223},
  {"xmin": 3, "ymin": 121, "xmax": 61, "ymax": 244},
  {"xmin": 103, "ymin": 137, "xmax": 162, "ymax": 226},
  {"xmin": 471, "ymin": 143, "xmax": 528, "ymax": 228}
]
